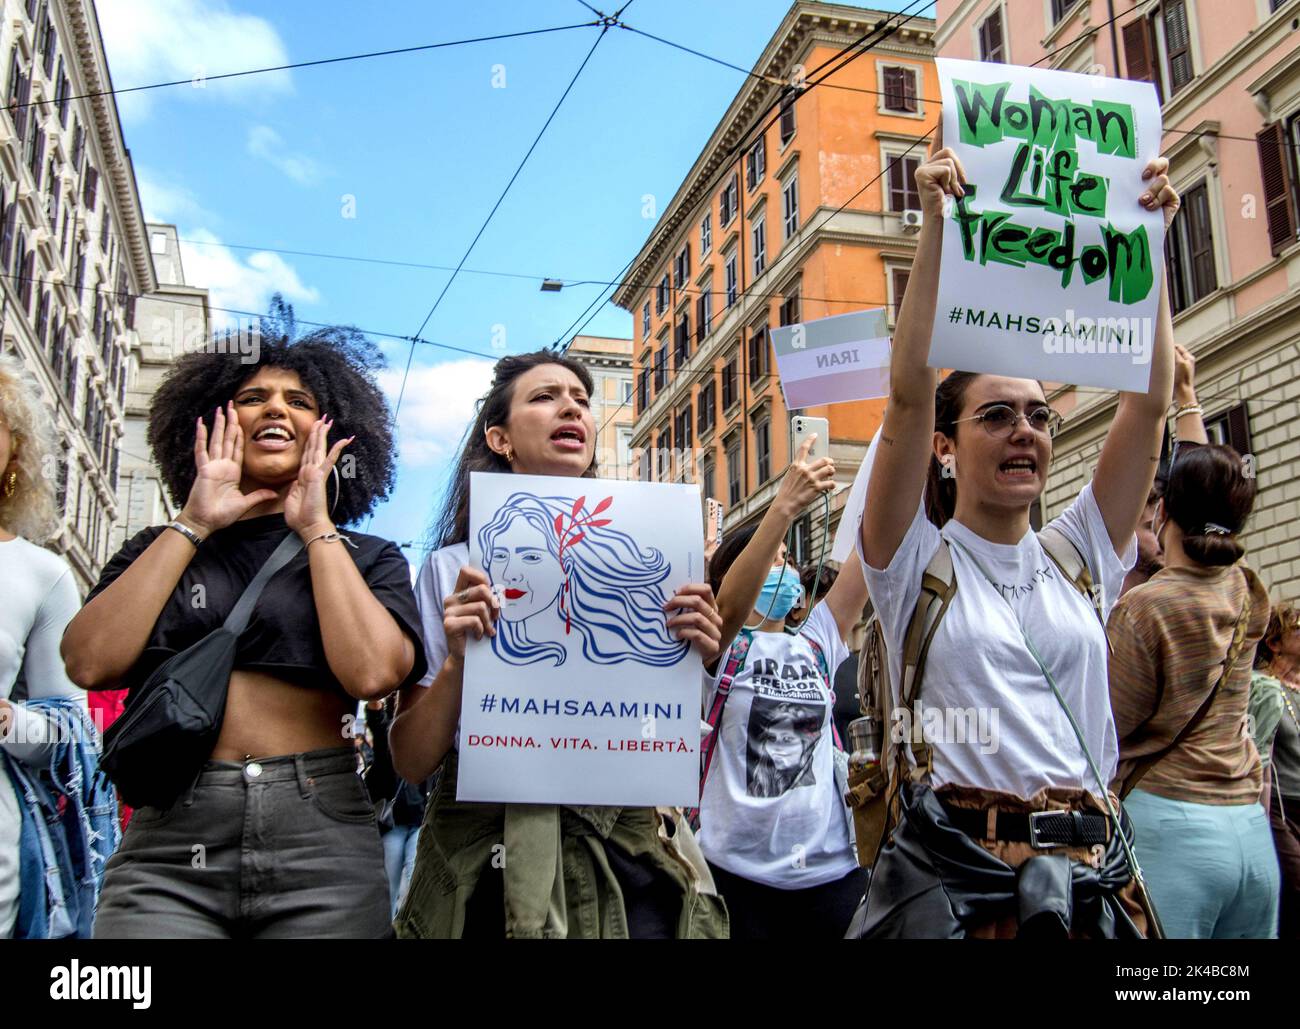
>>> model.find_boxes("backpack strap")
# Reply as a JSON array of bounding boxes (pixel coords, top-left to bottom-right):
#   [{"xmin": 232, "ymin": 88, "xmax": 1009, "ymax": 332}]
[
  {"xmin": 804, "ymin": 636, "xmax": 844, "ymax": 751},
  {"xmin": 896, "ymin": 541, "xmax": 958, "ymax": 780},
  {"xmin": 687, "ymin": 630, "xmax": 754, "ymax": 829},
  {"xmin": 1037, "ymin": 524, "xmax": 1108, "ymax": 644}
]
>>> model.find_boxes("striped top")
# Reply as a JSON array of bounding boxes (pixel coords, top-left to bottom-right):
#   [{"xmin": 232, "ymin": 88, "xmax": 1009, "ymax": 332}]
[{"xmin": 1107, "ymin": 563, "xmax": 1271, "ymax": 805}]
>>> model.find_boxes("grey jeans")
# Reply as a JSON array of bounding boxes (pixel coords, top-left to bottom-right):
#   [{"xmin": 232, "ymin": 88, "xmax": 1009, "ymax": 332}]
[{"xmin": 93, "ymin": 747, "xmax": 390, "ymax": 939}]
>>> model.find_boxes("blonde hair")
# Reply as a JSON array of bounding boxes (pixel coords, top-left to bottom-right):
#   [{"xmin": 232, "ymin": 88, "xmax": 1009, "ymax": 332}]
[{"xmin": 0, "ymin": 352, "xmax": 60, "ymax": 541}]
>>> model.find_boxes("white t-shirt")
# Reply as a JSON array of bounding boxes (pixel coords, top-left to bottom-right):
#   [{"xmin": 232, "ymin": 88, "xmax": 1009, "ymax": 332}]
[
  {"xmin": 697, "ymin": 602, "xmax": 858, "ymax": 889},
  {"xmin": 412, "ymin": 542, "xmax": 469, "ymax": 689},
  {"xmin": 857, "ymin": 482, "xmax": 1133, "ymax": 800}
]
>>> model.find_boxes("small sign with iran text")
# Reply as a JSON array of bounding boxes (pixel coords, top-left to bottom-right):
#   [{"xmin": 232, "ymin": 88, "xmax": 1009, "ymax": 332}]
[
  {"xmin": 770, "ymin": 308, "xmax": 891, "ymax": 409},
  {"xmin": 931, "ymin": 58, "xmax": 1165, "ymax": 392}
]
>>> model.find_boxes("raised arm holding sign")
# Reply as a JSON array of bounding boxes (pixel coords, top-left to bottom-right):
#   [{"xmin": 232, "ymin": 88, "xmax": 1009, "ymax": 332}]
[{"xmin": 847, "ymin": 123, "xmax": 1179, "ymax": 939}]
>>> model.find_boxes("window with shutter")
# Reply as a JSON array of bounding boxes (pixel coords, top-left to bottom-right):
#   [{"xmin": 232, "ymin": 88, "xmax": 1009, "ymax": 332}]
[
  {"xmin": 26, "ymin": 121, "xmax": 43, "ymax": 183},
  {"xmin": 1186, "ymin": 184, "xmax": 1217, "ymax": 299},
  {"xmin": 1205, "ymin": 404, "xmax": 1252, "ymax": 457},
  {"xmin": 782, "ymin": 173, "xmax": 799, "ymax": 239},
  {"xmin": 746, "ymin": 138, "xmax": 765, "ymax": 191},
  {"xmin": 884, "ymin": 67, "xmax": 903, "ymax": 111},
  {"xmin": 883, "ymin": 67, "xmax": 918, "ymax": 113},
  {"xmin": 748, "ymin": 326, "xmax": 769, "ymax": 383},
  {"xmin": 13, "ymin": 66, "xmax": 30, "ymax": 142},
  {"xmin": 696, "ymin": 292, "xmax": 712, "ymax": 345},
  {"xmin": 722, "ymin": 354, "xmax": 738, "ymax": 410},
  {"xmin": 892, "ymin": 267, "xmax": 911, "ymax": 321},
  {"xmin": 1122, "ymin": 18, "xmax": 1156, "ymax": 93},
  {"xmin": 780, "ymin": 293, "xmax": 800, "ymax": 327},
  {"xmin": 56, "ymin": 65, "xmax": 69, "ymax": 125},
  {"xmin": 978, "ymin": 10, "xmax": 1004, "ymax": 62},
  {"xmin": 727, "ymin": 440, "xmax": 742, "ymax": 506},
  {"xmin": 780, "ymin": 89, "xmax": 797, "ymax": 144},
  {"xmin": 1165, "ymin": 180, "xmax": 1216, "ymax": 313},
  {"xmin": 1162, "ymin": 1, "xmax": 1192, "ymax": 96},
  {"xmin": 0, "ymin": 194, "xmax": 16, "ymax": 274},
  {"xmin": 1256, "ymin": 121, "xmax": 1297, "ymax": 255},
  {"xmin": 887, "ymin": 153, "xmax": 921, "ymax": 212},
  {"xmin": 83, "ymin": 166, "xmax": 98, "ymax": 210}
]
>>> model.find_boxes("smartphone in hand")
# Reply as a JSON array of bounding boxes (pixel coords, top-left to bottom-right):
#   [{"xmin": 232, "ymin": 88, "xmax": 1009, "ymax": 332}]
[{"xmin": 791, "ymin": 415, "xmax": 830, "ymax": 462}]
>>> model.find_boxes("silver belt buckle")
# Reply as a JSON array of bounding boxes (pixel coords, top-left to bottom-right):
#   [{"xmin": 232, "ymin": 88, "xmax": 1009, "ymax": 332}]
[{"xmin": 1028, "ymin": 810, "xmax": 1065, "ymax": 849}]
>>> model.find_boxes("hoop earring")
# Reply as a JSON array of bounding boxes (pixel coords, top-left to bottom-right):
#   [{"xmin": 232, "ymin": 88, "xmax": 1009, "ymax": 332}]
[
  {"xmin": 2, "ymin": 470, "xmax": 15, "ymax": 498},
  {"xmin": 329, "ymin": 464, "xmax": 340, "ymax": 517},
  {"xmin": 504, "ymin": 445, "xmax": 515, "ymax": 464}
]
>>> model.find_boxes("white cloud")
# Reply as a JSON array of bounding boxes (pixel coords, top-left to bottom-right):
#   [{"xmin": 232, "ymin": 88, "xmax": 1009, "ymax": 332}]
[
  {"xmin": 135, "ymin": 166, "xmax": 218, "ymax": 226},
  {"xmin": 377, "ymin": 359, "xmax": 496, "ymax": 467},
  {"xmin": 176, "ymin": 228, "xmax": 319, "ymax": 329},
  {"xmin": 97, "ymin": 0, "xmax": 292, "ymax": 121},
  {"xmin": 246, "ymin": 125, "xmax": 321, "ymax": 185}
]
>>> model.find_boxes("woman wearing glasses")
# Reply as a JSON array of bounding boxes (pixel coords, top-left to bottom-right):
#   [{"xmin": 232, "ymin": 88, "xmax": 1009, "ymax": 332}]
[{"xmin": 852, "ymin": 141, "xmax": 1179, "ymax": 938}]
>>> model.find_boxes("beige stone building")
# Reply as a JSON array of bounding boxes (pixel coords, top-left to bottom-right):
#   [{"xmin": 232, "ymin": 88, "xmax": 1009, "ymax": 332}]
[
  {"xmin": 936, "ymin": 0, "xmax": 1300, "ymax": 601},
  {"xmin": 563, "ymin": 333, "xmax": 636, "ymax": 479},
  {"xmin": 1, "ymin": 0, "xmax": 159, "ymax": 591},
  {"xmin": 114, "ymin": 223, "xmax": 210, "ymax": 548}
]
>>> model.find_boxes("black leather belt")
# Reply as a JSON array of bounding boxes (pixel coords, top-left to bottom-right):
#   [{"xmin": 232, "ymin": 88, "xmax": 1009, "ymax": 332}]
[{"xmin": 941, "ymin": 802, "xmax": 1110, "ymax": 849}]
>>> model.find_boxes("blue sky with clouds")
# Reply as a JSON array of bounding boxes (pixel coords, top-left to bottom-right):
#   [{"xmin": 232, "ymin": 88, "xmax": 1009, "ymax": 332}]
[{"xmin": 96, "ymin": 0, "xmax": 918, "ymax": 561}]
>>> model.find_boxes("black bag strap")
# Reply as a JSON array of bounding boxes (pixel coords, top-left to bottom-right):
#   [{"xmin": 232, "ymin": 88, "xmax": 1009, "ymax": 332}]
[{"xmin": 223, "ymin": 532, "xmax": 305, "ymax": 635}]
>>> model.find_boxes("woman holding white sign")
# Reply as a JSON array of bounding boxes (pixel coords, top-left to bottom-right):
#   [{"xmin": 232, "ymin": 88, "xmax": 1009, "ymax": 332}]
[
  {"xmin": 853, "ymin": 136, "xmax": 1180, "ymax": 938},
  {"xmin": 391, "ymin": 351, "xmax": 729, "ymax": 939}
]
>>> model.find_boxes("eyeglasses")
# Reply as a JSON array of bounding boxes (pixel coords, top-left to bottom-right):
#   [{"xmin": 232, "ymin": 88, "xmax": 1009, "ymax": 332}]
[{"xmin": 951, "ymin": 404, "xmax": 1063, "ymax": 439}]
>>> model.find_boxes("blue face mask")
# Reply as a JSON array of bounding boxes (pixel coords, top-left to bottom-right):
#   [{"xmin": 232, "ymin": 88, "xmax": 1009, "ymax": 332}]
[{"xmin": 756, "ymin": 567, "xmax": 803, "ymax": 621}]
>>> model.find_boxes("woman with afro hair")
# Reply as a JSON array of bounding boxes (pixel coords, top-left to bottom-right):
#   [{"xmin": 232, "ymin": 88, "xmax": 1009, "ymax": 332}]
[{"xmin": 62, "ymin": 325, "xmax": 427, "ymax": 939}]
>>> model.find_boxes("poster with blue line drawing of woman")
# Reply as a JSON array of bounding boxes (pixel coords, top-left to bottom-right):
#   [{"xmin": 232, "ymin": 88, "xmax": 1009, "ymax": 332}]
[{"xmin": 461, "ymin": 472, "xmax": 705, "ymax": 807}]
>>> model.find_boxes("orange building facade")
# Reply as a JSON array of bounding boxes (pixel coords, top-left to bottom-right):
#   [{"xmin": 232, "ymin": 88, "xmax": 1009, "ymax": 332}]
[{"xmin": 614, "ymin": 1, "xmax": 937, "ymax": 560}]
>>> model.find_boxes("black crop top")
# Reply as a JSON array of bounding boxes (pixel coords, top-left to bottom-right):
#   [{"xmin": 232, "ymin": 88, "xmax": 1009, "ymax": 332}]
[{"xmin": 88, "ymin": 514, "xmax": 428, "ymax": 695}]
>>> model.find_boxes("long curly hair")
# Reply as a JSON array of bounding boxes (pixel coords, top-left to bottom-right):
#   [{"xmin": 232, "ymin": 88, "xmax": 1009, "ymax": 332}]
[
  {"xmin": 0, "ymin": 353, "xmax": 60, "ymax": 541},
  {"xmin": 146, "ymin": 326, "xmax": 396, "ymax": 526}
]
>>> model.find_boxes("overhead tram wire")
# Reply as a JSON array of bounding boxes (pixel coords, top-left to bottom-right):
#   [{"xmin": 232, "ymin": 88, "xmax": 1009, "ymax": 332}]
[
  {"xmin": 77, "ymin": 3, "xmax": 1269, "ymax": 320},
  {"xmin": 375, "ymin": 21, "xmax": 610, "ymax": 529},
  {"xmin": 96, "ymin": 224, "xmax": 900, "ymax": 308},
  {"xmin": 1, "ymin": 268, "xmax": 501, "ymax": 360},
  {"xmin": 586, "ymin": 4, "xmax": 942, "ymax": 433},
  {"xmin": 12, "ymin": 21, "xmax": 602, "ymax": 112},
  {"xmin": 389, "ymin": 21, "xmax": 611, "ymax": 437},
  {"xmin": 553, "ymin": 0, "xmax": 936, "ymax": 357},
  {"xmin": 589, "ymin": 3, "xmax": 1212, "ymax": 436}
]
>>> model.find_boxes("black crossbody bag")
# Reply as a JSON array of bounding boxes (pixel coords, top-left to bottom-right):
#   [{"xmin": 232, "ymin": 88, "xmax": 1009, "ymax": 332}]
[{"xmin": 101, "ymin": 532, "xmax": 304, "ymax": 810}]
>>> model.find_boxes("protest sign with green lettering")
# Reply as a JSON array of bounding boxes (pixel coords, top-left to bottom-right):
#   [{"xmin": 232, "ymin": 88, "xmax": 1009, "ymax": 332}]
[{"xmin": 930, "ymin": 58, "xmax": 1164, "ymax": 391}]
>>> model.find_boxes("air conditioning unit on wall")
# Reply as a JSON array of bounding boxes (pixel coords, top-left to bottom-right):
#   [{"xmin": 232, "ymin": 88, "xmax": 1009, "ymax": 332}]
[{"xmin": 901, "ymin": 209, "xmax": 923, "ymax": 233}]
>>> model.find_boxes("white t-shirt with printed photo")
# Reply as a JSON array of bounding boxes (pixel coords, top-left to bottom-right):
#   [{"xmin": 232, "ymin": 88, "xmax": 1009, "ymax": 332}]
[
  {"xmin": 857, "ymin": 482, "xmax": 1133, "ymax": 800},
  {"xmin": 697, "ymin": 602, "xmax": 858, "ymax": 889}
]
